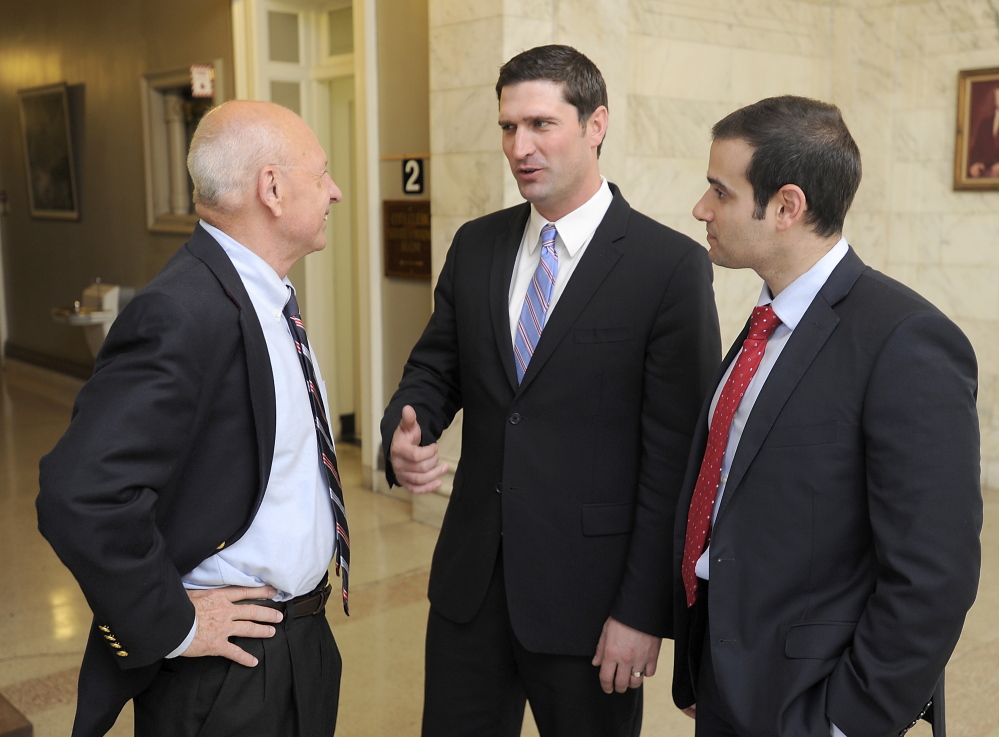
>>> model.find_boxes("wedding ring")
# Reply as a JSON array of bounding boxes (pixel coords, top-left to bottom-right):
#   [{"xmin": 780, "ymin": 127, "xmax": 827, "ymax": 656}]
[{"xmin": 631, "ymin": 670, "xmax": 644, "ymax": 678}]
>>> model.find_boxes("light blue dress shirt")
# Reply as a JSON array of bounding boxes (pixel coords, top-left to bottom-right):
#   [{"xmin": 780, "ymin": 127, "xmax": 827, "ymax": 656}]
[{"xmin": 168, "ymin": 222, "xmax": 336, "ymax": 657}]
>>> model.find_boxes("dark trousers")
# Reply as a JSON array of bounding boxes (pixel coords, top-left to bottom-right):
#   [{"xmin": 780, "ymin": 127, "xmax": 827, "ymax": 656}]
[
  {"xmin": 134, "ymin": 603, "xmax": 341, "ymax": 737},
  {"xmin": 422, "ymin": 554, "xmax": 642, "ymax": 737},
  {"xmin": 688, "ymin": 579, "xmax": 740, "ymax": 737}
]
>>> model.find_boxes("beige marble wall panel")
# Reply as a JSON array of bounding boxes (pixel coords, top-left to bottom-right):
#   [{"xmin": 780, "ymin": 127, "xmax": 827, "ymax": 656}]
[
  {"xmin": 629, "ymin": 0, "xmax": 830, "ymax": 56},
  {"xmin": 730, "ymin": 48, "xmax": 824, "ymax": 105},
  {"xmin": 430, "ymin": 18, "xmax": 506, "ymax": 91},
  {"xmin": 890, "ymin": 108, "xmax": 950, "ymax": 163},
  {"xmin": 940, "ymin": 214, "xmax": 999, "ymax": 267},
  {"xmin": 501, "ymin": 16, "xmax": 554, "ymax": 60},
  {"xmin": 505, "ymin": 0, "xmax": 556, "ymax": 21},
  {"xmin": 430, "ymin": 152, "xmax": 506, "ymax": 220},
  {"xmin": 624, "ymin": 155, "xmax": 705, "ymax": 222},
  {"xmin": 912, "ymin": 264, "xmax": 999, "ymax": 324},
  {"xmin": 628, "ymin": 97, "xmax": 745, "ymax": 157},
  {"xmin": 628, "ymin": 35, "xmax": 733, "ymax": 99},
  {"xmin": 431, "ymin": 86, "xmax": 499, "ymax": 154},
  {"xmin": 885, "ymin": 213, "xmax": 943, "ymax": 265},
  {"xmin": 429, "ymin": 0, "xmax": 500, "ymax": 27},
  {"xmin": 843, "ymin": 212, "xmax": 889, "ymax": 271}
]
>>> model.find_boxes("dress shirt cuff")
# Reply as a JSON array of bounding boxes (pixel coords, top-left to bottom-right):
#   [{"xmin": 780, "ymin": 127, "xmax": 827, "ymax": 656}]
[
  {"xmin": 165, "ymin": 619, "xmax": 198, "ymax": 659},
  {"xmin": 831, "ymin": 723, "xmax": 848, "ymax": 737}
]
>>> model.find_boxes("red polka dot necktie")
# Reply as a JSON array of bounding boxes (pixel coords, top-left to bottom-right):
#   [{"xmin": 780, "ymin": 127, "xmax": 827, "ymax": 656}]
[{"xmin": 681, "ymin": 304, "xmax": 781, "ymax": 607}]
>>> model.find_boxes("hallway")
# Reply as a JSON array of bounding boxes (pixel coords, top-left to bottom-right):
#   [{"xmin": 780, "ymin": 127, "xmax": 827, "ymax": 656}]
[{"xmin": 0, "ymin": 360, "xmax": 996, "ymax": 735}]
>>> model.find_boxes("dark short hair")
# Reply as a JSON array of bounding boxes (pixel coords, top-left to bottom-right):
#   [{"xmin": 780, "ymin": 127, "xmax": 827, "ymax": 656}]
[
  {"xmin": 496, "ymin": 44, "xmax": 608, "ymax": 154},
  {"xmin": 712, "ymin": 95, "xmax": 861, "ymax": 237}
]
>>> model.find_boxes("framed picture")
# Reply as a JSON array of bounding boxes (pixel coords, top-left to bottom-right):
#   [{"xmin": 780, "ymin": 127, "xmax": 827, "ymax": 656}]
[
  {"xmin": 17, "ymin": 83, "xmax": 80, "ymax": 219},
  {"xmin": 954, "ymin": 67, "xmax": 999, "ymax": 191}
]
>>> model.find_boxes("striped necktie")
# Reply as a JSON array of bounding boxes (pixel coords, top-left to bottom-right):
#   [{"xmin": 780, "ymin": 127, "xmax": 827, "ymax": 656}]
[
  {"xmin": 284, "ymin": 290, "xmax": 350, "ymax": 615},
  {"xmin": 514, "ymin": 223, "xmax": 559, "ymax": 384}
]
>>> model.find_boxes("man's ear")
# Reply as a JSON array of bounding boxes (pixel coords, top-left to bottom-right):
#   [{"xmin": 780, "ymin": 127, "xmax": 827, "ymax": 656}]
[
  {"xmin": 587, "ymin": 105, "xmax": 608, "ymax": 150},
  {"xmin": 258, "ymin": 165, "xmax": 282, "ymax": 217},
  {"xmin": 773, "ymin": 184, "xmax": 807, "ymax": 232}
]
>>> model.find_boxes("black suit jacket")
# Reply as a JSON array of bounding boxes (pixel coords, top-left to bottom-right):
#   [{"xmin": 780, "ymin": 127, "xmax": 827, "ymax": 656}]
[
  {"xmin": 671, "ymin": 248, "xmax": 982, "ymax": 736},
  {"xmin": 37, "ymin": 225, "xmax": 276, "ymax": 737},
  {"xmin": 382, "ymin": 185, "xmax": 721, "ymax": 654}
]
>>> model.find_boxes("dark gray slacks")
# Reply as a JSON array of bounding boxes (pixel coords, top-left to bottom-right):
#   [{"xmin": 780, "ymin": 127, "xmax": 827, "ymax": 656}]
[
  {"xmin": 134, "ymin": 609, "xmax": 340, "ymax": 737},
  {"xmin": 422, "ymin": 553, "xmax": 642, "ymax": 737}
]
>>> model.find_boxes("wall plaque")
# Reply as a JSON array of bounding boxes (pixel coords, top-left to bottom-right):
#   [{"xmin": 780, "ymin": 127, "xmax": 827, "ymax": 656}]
[{"xmin": 383, "ymin": 200, "xmax": 431, "ymax": 279}]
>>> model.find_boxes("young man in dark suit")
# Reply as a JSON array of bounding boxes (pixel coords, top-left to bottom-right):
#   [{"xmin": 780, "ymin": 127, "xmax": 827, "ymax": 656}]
[
  {"xmin": 382, "ymin": 45, "xmax": 721, "ymax": 736},
  {"xmin": 38, "ymin": 100, "xmax": 347, "ymax": 737},
  {"xmin": 672, "ymin": 95, "xmax": 982, "ymax": 736}
]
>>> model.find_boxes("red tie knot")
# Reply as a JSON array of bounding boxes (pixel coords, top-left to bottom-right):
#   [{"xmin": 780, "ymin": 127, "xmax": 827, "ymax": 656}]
[{"xmin": 748, "ymin": 304, "xmax": 781, "ymax": 341}]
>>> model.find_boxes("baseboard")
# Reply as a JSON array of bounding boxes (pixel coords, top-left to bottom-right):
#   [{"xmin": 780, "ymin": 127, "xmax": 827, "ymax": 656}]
[{"xmin": 4, "ymin": 342, "xmax": 92, "ymax": 379}]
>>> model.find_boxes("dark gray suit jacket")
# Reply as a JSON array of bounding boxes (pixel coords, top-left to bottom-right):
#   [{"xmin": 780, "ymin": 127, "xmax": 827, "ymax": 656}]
[
  {"xmin": 38, "ymin": 225, "xmax": 276, "ymax": 737},
  {"xmin": 671, "ymin": 247, "xmax": 981, "ymax": 737}
]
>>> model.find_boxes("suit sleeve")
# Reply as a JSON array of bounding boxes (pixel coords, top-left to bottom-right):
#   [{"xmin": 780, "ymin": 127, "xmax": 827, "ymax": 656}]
[
  {"xmin": 381, "ymin": 225, "xmax": 465, "ymax": 485},
  {"xmin": 826, "ymin": 311, "xmax": 981, "ymax": 735},
  {"xmin": 611, "ymin": 243, "xmax": 721, "ymax": 638},
  {"xmin": 37, "ymin": 291, "xmax": 213, "ymax": 669}
]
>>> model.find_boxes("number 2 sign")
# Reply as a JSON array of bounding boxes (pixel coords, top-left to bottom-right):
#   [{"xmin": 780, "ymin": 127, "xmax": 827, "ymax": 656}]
[{"xmin": 403, "ymin": 158, "xmax": 424, "ymax": 194}]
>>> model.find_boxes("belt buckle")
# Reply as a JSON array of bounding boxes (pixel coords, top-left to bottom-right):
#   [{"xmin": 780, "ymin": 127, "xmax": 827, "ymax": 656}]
[{"xmin": 313, "ymin": 583, "xmax": 332, "ymax": 615}]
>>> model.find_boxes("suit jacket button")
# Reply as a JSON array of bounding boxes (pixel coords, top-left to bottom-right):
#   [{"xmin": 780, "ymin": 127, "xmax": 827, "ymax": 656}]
[
  {"xmin": 104, "ymin": 634, "xmax": 116, "ymax": 641},
  {"xmin": 110, "ymin": 643, "xmax": 122, "ymax": 649},
  {"xmin": 98, "ymin": 625, "xmax": 111, "ymax": 633},
  {"xmin": 116, "ymin": 651, "xmax": 129, "ymax": 657},
  {"xmin": 495, "ymin": 483, "xmax": 502, "ymax": 493},
  {"xmin": 509, "ymin": 413, "xmax": 521, "ymax": 424}
]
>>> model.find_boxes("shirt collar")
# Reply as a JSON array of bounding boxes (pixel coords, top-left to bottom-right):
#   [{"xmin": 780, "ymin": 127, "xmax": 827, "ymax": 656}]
[
  {"xmin": 758, "ymin": 236, "xmax": 849, "ymax": 331},
  {"xmin": 200, "ymin": 220, "xmax": 295, "ymax": 316},
  {"xmin": 524, "ymin": 178, "xmax": 613, "ymax": 257}
]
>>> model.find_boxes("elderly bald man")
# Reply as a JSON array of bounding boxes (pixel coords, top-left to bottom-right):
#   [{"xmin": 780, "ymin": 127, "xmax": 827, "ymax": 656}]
[{"xmin": 38, "ymin": 100, "xmax": 347, "ymax": 737}]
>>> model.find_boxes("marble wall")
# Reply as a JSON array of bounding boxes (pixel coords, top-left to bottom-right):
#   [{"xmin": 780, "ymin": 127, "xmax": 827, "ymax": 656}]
[{"xmin": 427, "ymin": 0, "xmax": 999, "ymax": 490}]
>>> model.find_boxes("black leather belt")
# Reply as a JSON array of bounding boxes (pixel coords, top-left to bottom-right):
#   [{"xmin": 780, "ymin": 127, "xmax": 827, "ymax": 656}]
[{"xmin": 240, "ymin": 577, "xmax": 332, "ymax": 619}]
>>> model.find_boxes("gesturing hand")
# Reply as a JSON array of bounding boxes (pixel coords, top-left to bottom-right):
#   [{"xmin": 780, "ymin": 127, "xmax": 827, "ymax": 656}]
[
  {"xmin": 181, "ymin": 586, "xmax": 284, "ymax": 667},
  {"xmin": 390, "ymin": 405, "xmax": 449, "ymax": 494}
]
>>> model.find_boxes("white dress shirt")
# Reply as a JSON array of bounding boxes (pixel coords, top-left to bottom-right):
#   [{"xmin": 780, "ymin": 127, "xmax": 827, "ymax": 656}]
[
  {"xmin": 507, "ymin": 178, "xmax": 613, "ymax": 341},
  {"xmin": 169, "ymin": 222, "xmax": 336, "ymax": 657}
]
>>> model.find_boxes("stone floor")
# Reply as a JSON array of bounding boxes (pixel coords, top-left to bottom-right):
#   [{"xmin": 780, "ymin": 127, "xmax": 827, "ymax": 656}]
[{"xmin": 1, "ymin": 359, "xmax": 995, "ymax": 736}]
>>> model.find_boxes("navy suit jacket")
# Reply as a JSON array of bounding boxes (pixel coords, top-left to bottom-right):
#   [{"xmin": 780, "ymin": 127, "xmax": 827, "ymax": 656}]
[
  {"xmin": 38, "ymin": 225, "xmax": 276, "ymax": 737},
  {"xmin": 671, "ymin": 248, "xmax": 982, "ymax": 737}
]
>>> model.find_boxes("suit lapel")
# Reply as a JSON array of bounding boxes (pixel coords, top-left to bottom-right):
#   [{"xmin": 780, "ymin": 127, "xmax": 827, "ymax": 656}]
[
  {"xmin": 187, "ymin": 225, "xmax": 276, "ymax": 512},
  {"xmin": 715, "ymin": 248, "xmax": 866, "ymax": 520},
  {"xmin": 490, "ymin": 205, "xmax": 530, "ymax": 392},
  {"xmin": 517, "ymin": 187, "xmax": 629, "ymax": 392}
]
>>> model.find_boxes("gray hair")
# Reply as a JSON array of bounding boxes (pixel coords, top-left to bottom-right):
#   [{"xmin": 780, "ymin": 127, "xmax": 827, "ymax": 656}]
[{"xmin": 187, "ymin": 106, "xmax": 290, "ymax": 212}]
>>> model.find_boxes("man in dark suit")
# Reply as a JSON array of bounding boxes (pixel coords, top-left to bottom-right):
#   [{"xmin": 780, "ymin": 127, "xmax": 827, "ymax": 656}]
[
  {"xmin": 381, "ymin": 45, "xmax": 721, "ymax": 736},
  {"xmin": 672, "ymin": 95, "xmax": 982, "ymax": 736},
  {"xmin": 37, "ymin": 100, "xmax": 347, "ymax": 737}
]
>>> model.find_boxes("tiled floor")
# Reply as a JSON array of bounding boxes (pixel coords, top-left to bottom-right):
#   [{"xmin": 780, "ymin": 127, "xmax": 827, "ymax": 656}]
[{"xmin": 0, "ymin": 359, "xmax": 994, "ymax": 736}]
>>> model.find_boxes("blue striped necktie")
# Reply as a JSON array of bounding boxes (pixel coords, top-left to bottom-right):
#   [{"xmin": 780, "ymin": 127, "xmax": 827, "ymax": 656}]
[
  {"xmin": 514, "ymin": 223, "xmax": 559, "ymax": 383},
  {"xmin": 284, "ymin": 290, "xmax": 350, "ymax": 615}
]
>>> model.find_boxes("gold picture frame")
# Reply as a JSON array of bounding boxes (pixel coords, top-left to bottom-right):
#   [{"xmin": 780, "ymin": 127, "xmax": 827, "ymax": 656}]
[{"xmin": 954, "ymin": 67, "xmax": 999, "ymax": 191}]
